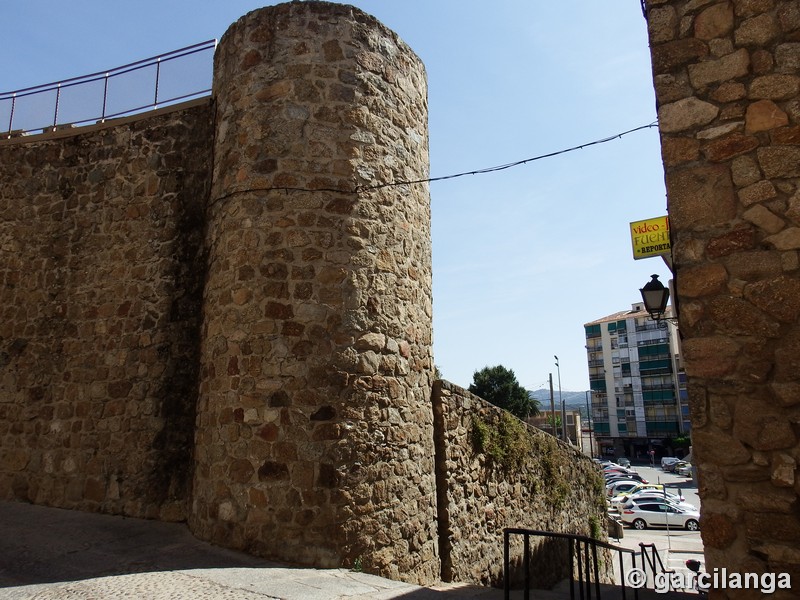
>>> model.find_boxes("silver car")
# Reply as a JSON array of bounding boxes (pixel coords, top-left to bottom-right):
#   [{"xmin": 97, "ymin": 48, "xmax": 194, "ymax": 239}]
[{"xmin": 661, "ymin": 457, "xmax": 679, "ymax": 469}]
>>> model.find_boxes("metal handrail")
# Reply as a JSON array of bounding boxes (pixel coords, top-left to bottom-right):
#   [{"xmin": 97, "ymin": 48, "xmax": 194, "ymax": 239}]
[
  {"xmin": 503, "ymin": 528, "xmax": 639, "ymax": 600},
  {"xmin": 2, "ymin": 39, "xmax": 216, "ymax": 136},
  {"xmin": 639, "ymin": 543, "xmax": 674, "ymax": 581}
]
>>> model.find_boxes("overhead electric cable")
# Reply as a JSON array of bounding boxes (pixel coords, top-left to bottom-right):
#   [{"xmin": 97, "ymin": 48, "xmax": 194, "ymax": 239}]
[
  {"xmin": 356, "ymin": 121, "xmax": 659, "ymax": 193},
  {"xmin": 210, "ymin": 120, "xmax": 658, "ymax": 205}
]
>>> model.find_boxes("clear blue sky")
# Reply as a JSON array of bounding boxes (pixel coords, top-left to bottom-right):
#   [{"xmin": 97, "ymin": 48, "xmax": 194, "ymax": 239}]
[{"xmin": 2, "ymin": 1, "xmax": 668, "ymax": 392}]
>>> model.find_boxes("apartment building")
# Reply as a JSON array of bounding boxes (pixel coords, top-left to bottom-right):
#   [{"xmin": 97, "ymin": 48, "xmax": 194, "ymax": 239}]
[{"xmin": 584, "ymin": 302, "xmax": 688, "ymax": 459}]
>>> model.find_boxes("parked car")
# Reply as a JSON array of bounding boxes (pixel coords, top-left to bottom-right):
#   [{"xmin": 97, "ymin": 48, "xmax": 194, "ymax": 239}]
[
  {"xmin": 605, "ymin": 472, "xmax": 647, "ymax": 484},
  {"xmin": 665, "ymin": 460, "xmax": 685, "ymax": 473},
  {"xmin": 676, "ymin": 462, "xmax": 693, "ymax": 477},
  {"xmin": 609, "ymin": 483, "xmax": 665, "ymax": 502},
  {"xmin": 625, "ymin": 488, "xmax": 686, "ymax": 502},
  {"xmin": 616, "ymin": 483, "xmax": 672, "ymax": 500},
  {"xmin": 613, "ymin": 492, "xmax": 693, "ymax": 511},
  {"xmin": 661, "ymin": 457, "xmax": 680, "ymax": 470},
  {"xmin": 616, "ymin": 457, "xmax": 631, "ymax": 468},
  {"xmin": 603, "ymin": 464, "xmax": 635, "ymax": 474},
  {"xmin": 620, "ymin": 501, "xmax": 700, "ymax": 531},
  {"xmin": 606, "ymin": 480, "xmax": 644, "ymax": 498},
  {"xmin": 603, "ymin": 471, "xmax": 632, "ymax": 480}
]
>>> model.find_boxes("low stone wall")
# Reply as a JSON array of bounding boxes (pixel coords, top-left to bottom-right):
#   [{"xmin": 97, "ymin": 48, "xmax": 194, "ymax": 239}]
[{"xmin": 432, "ymin": 380, "xmax": 608, "ymax": 587}]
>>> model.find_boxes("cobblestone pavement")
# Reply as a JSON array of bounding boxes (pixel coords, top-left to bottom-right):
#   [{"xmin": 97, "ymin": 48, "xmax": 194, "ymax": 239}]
[{"xmin": 0, "ymin": 501, "xmax": 503, "ymax": 600}]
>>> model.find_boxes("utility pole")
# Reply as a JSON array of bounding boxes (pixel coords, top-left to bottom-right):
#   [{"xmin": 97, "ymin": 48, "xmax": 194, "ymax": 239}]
[
  {"xmin": 585, "ymin": 390, "xmax": 594, "ymax": 457},
  {"xmin": 549, "ymin": 373, "xmax": 556, "ymax": 437}
]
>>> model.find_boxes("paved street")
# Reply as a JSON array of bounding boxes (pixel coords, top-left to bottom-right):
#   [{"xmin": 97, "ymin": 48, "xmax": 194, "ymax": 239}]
[
  {"xmin": 0, "ymin": 500, "xmax": 502, "ymax": 600},
  {"xmin": 606, "ymin": 464, "xmax": 704, "ymax": 589},
  {"xmin": 0, "ymin": 464, "xmax": 702, "ymax": 600}
]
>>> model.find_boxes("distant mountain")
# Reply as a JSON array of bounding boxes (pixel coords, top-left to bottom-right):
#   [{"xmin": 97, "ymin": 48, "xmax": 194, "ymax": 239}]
[{"xmin": 530, "ymin": 389, "xmax": 590, "ymax": 411}]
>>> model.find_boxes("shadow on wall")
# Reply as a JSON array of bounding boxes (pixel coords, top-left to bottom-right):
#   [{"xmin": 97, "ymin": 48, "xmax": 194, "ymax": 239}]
[{"xmin": 505, "ymin": 537, "xmax": 573, "ymax": 590}]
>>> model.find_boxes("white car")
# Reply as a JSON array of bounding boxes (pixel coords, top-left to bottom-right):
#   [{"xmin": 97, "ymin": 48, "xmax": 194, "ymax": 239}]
[
  {"xmin": 608, "ymin": 483, "xmax": 665, "ymax": 500},
  {"xmin": 614, "ymin": 492, "xmax": 695, "ymax": 512},
  {"xmin": 606, "ymin": 480, "xmax": 646, "ymax": 498},
  {"xmin": 621, "ymin": 501, "xmax": 700, "ymax": 531}
]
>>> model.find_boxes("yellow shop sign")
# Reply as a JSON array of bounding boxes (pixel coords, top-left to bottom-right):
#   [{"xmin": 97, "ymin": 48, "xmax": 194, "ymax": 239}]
[{"xmin": 630, "ymin": 216, "xmax": 671, "ymax": 260}]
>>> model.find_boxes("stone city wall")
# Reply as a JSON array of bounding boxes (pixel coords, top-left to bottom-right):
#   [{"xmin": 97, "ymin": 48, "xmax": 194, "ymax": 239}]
[
  {"xmin": 644, "ymin": 0, "xmax": 800, "ymax": 592},
  {"xmin": 0, "ymin": 1, "xmax": 608, "ymax": 588},
  {"xmin": 432, "ymin": 381, "xmax": 608, "ymax": 588},
  {"xmin": 0, "ymin": 101, "xmax": 213, "ymax": 521},
  {"xmin": 190, "ymin": 2, "xmax": 439, "ymax": 582}
]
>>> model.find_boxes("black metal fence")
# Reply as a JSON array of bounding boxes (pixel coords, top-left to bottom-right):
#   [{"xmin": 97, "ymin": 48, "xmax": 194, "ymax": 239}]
[
  {"xmin": 503, "ymin": 528, "xmax": 640, "ymax": 600},
  {"xmin": 1, "ymin": 39, "xmax": 216, "ymax": 137}
]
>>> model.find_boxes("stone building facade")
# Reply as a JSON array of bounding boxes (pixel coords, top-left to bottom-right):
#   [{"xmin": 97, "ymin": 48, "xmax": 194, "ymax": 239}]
[
  {"xmin": 644, "ymin": 0, "xmax": 800, "ymax": 594},
  {"xmin": 0, "ymin": 1, "xmax": 606, "ymax": 587}
]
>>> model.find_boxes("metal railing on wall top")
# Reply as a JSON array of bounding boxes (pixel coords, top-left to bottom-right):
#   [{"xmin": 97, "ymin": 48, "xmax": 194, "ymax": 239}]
[{"xmin": 1, "ymin": 39, "xmax": 216, "ymax": 138}]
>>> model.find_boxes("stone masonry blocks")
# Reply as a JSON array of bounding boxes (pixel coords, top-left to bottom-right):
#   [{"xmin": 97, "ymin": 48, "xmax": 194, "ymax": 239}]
[
  {"xmin": 644, "ymin": 0, "xmax": 800, "ymax": 590},
  {"xmin": 431, "ymin": 381, "xmax": 608, "ymax": 588},
  {"xmin": 0, "ymin": 101, "xmax": 213, "ymax": 522},
  {"xmin": 0, "ymin": 2, "xmax": 611, "ymax": 590}
]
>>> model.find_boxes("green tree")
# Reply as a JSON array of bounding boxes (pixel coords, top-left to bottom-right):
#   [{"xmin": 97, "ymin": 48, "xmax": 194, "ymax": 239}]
[
  {"xmin": 545, "ymin": 414, "xmax": 561, "ymax": 429},
  {"xmin": 673, "ymin": 435, "xmax": 691, "ymax": 449},
  {"xmin": 468, "ymin": 365, "xmax": 541, "ymax": 420}
]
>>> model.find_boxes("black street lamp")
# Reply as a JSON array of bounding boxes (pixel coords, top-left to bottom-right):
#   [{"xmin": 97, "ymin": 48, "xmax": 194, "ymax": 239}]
[{"xmin": 640, "ymin": 274, "xmax": 670, "ymax": 323}]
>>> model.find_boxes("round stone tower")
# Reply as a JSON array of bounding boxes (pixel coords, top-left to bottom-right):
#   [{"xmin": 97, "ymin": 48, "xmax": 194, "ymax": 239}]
[{"xmin": 191, "ymin": 1, "xmax": 438, "ymax": 584}]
